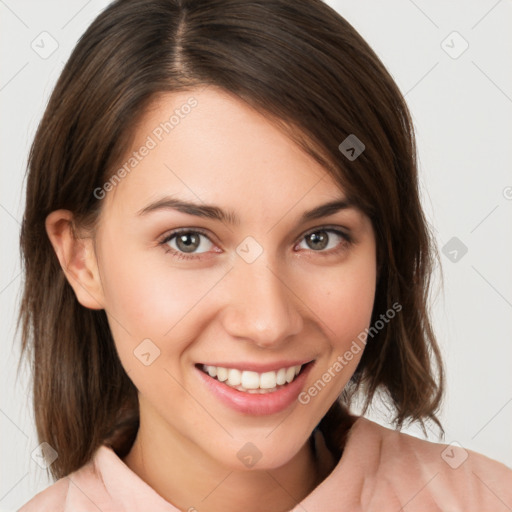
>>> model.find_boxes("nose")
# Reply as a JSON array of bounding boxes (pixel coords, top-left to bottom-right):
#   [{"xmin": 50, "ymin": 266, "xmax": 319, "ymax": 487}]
[{"xmin": 219, "ymin": 258, "xmax": 303, "ymax": 349}]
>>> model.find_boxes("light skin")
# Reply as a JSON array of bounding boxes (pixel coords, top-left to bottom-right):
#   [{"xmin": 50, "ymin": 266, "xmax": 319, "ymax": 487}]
[{"xmin": 45, "ymin": 86, "xmax": 377, "ymax": 512}]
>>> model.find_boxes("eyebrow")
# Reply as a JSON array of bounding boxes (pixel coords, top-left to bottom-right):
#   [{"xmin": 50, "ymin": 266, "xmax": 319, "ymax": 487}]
[{"xmin": 136, "ymin": 196, "xmax": 356, "ymax": 226}]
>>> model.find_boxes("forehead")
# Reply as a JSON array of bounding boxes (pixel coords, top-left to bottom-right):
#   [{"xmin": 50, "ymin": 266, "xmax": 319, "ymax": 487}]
[{"xmin": 104, "ymin": 86, "xmax": 361, "ymax": 223}]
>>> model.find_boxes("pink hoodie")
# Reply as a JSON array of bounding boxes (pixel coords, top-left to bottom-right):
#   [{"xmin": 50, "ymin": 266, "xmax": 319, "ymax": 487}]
[{"xmin": 18, "ymin": 416, "xmax": 512, "ymax": 511}]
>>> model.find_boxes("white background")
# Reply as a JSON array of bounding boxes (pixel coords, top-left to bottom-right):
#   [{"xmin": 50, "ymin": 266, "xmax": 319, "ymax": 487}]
[{"xmin": 1, "ymin": 0, "xmax": 511, "ymax": 510}]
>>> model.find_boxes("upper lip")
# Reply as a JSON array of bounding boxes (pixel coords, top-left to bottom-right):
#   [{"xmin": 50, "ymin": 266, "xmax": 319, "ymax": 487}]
[{"xmin": 196, "ymin": 360, "xmax": 314, "ymax": 373}]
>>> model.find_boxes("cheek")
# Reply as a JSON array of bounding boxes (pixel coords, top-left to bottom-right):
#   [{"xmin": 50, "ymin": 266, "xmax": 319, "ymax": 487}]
[
  {"xmin": 298, "ymin": 254, "xmax": 377, "ymax": 349},
  {"xmin": 293, "ymin": 257, "xmax": 376, "ymax": 413},
  {"xmin": 96, "ymin": 234, "xmax": 232, "ymax": 391},
  {"xmin": 332, "ymin": 274, "xmax": 376, "ymax": 346},
  {"xmin": 98, "ymin": 235, "xmax": 222, "ymax": 337}
]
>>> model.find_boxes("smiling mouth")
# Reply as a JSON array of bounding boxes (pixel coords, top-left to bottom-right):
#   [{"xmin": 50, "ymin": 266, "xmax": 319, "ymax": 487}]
[{"xmin": 196, "ymin": 362, "xmax": 312, "ymax": 394}]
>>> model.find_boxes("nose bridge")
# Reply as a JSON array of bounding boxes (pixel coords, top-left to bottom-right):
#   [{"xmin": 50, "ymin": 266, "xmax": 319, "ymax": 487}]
[{"xmin": 221, "ymin": 254, "xmax": 303, "ymax": 347}]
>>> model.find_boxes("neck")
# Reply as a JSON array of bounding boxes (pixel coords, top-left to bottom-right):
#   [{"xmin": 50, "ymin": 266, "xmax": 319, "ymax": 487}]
[{"xmin": 123, "ymin": 420, "xmax": 336, "ymax": 512}]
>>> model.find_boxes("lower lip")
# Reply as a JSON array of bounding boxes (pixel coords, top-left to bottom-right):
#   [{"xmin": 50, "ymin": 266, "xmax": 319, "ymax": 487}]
[{"xmin": 195, "ymin": 362, "xmax": 314, "ymax": 416}]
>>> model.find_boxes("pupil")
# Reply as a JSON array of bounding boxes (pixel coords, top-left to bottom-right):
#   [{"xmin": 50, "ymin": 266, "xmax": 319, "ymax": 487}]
[
  {"xmin": 177, "ymin": 233, "xmax": 199, "ymax": 253},
  {"xmin": 308, "ymin": 231, "xmax": 328, "ymax": 250}
]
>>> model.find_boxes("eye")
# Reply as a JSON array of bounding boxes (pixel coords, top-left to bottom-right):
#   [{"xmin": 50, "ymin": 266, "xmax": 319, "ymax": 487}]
[
  {"xmin": 159, "ymin": 229, "xmax": 216, "ymax": 260},
  {"xmin": 158, "ymin": 226, "xmax": 352, "ymax": 261},
  {"xmin": 296, "ymin": 228, "xmax": 351, "ymax": 254}
]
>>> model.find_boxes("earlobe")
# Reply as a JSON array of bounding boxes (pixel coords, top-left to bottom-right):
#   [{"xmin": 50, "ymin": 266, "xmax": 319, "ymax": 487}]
[{"xmin": 45, "ymin": 210, "xmax": 105, "ymax": 310}]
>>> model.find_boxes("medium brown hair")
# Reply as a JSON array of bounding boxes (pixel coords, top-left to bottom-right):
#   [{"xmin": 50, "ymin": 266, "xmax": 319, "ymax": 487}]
[{"xmin": 18, "ymin": 0, "xmax": 444, "ymax": 480}]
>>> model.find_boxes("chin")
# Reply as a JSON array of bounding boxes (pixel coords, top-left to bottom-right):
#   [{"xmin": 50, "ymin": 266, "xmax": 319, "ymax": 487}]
[{"xmin": 207, "ymin": 434, "xmax": 311, "ymax": 472}]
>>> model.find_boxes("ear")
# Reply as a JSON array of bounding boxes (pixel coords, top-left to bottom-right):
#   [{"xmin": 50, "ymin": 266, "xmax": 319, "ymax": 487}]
[{"xmin": 45, "ymin": 209, "xmax": 105, "ymax": 310}]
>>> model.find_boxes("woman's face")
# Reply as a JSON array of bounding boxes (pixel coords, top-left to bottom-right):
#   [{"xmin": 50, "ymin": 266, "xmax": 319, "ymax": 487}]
[{"xmin": 92, "ymin": 86, "xmax": 377, "ymax": 469}]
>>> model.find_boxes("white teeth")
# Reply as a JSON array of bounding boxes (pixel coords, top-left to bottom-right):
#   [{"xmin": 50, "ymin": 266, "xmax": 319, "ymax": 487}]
[
  {"xmin": 241, "ymin": 371, "xmax": 260, "ymax": 390},
  {"xmin": 259, "ymin": 371, "xmax": 276, "ymax": 389},
  {"xmin": 285, "ymin": 367, "xmax": 296, "ymax": 383},
  {"xmin": 216, "ymin": 367, "xmax": 228, "ymax": 382},
  {"xmin": 227, "ymin": 368, "xmax": 242, "ymax": 387},
  {"xmin": 201, "ymin": 363, "xmax": 304, "ymax": 392},
  {"xmin": 276, "ymin": 368, "xmax": 287, "ymax": 385}
]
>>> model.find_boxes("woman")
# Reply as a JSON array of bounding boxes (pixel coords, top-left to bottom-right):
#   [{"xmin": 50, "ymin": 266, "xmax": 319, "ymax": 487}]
[{"xmin": 18, "ymin": 0, "xmax": 512, "ymax": 510}]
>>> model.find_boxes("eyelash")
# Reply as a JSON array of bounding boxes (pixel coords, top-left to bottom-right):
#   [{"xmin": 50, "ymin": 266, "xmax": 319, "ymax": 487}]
[{"xmin": 158, "ymin": 226, "xmax": 352, "ymax": 261}]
